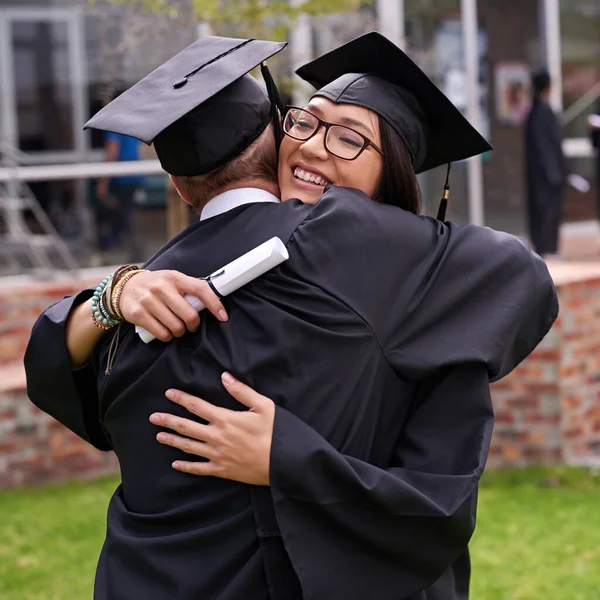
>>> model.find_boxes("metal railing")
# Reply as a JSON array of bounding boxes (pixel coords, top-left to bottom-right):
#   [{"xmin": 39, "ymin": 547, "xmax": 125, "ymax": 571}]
[
  {"xmin": 0, "ymin": 142, "xmax": 167, "ymax": 275},
  {"xmin": 0, "ymin": 140, "xmax": 29, "ymax": 167},
  {"xmin": 562, "ymin": 82, "xmax": 600, "ymax": 127},
  {"xmin": 0, "ymin": 159, "xmax": 164, "ymax": 183}
]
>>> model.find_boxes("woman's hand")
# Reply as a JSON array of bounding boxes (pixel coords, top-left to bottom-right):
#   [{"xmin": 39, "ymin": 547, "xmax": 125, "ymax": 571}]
[
  {"xmin": 149, "ymin": 373, "xmax": 275, "ymax": 486},
  {"xmin": 119, "ymin": 270, "xmax": 228, "ymax": 342}
]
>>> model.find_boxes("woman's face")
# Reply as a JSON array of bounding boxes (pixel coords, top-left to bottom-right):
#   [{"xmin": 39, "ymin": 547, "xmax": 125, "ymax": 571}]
[{"xmin": 278, "ymin": 97, "xmax": 384, "ymax": 205}]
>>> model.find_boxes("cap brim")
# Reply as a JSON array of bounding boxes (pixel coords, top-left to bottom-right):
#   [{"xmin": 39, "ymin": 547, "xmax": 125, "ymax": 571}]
[{"xmin": 85, "ymin": 37, "xmax": 286, "ymax": 144}]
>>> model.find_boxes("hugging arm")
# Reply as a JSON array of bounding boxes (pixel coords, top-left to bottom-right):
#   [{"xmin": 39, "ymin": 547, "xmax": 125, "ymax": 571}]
[
  {"xmin": 24, "ymin": 267, "xmax": 227, "ymax": 449},
  {"xmin": 294, "ymin": 187, "xmax": 558, "ymax": 381}
]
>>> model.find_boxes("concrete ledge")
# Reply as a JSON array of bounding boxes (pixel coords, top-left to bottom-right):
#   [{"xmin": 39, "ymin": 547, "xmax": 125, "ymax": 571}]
[
  {"xmin": 0, "ymin": 363, "xmax": 26, "ymax": 393},
  {"xmin": 547, "ymin": 260, "xmax": 600, "ymax": 286}
]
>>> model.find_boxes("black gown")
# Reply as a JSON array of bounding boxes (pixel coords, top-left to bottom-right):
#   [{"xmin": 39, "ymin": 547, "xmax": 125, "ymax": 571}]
[
  {"xmin": 524, "ymin": 97, "xmax": 569, "ymax": 255},
  {"xmin": 25, "ymin": 186, "xmax": 558, "ymax": 600}
]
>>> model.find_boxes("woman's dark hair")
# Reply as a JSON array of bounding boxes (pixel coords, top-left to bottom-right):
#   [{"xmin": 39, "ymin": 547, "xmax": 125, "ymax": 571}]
[{"xmin": 373, "ymin": 116, "xmax": 421, "ymax": 215}]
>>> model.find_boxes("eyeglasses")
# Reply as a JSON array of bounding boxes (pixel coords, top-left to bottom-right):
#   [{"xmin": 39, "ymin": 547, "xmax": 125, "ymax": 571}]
[{"xmin": 282, "ymin": 107, "xmax": 384, "ymax": 161}]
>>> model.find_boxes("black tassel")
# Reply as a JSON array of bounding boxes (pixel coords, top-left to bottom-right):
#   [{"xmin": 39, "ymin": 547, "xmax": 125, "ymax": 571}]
[
  {"xmin": 436, "ymin": 163, "xmax": 452, "ymax": 222},
  {"xmin": 261, "ymin": 62, "xmax": 283, "ymax": 151}
]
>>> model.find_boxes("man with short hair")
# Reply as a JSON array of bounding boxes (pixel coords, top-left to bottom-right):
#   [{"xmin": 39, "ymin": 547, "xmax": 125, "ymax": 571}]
[{"xmin": 175, "ymin": 122, "xmax": 279, "ymax": 215}]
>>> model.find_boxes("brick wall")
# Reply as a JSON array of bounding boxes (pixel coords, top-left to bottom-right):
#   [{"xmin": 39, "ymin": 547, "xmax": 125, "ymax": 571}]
[
  {"xmin": 0, "ymin": 276, "xmax": 99, "ymax": 365},
  {"xmin": 0, "ymin": 270, "xmax": 119, "ymax": 488},
  {"xmin": 490, "ymin": 328, "xmax": 562, "ymax": 466},
  {"xmin": 489, "ymin": 265, "xmax": 600, "ymax": 468},
  {"xmin": 0, "ymin": 365, "xmax": 118, "ymax": 489},
  {"xmin": 556, "ymin": 277, "xmax": 600, "ymax": 463},
  {"xmin": 2, "ymin": 265, "xmax": 600, "ymax": 489}
]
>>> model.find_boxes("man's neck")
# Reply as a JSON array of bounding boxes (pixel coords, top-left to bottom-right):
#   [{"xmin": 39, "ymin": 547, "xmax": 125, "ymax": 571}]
[{"xmin": 199, "ymin": 179, "xmax": 280, "ymax": 213}]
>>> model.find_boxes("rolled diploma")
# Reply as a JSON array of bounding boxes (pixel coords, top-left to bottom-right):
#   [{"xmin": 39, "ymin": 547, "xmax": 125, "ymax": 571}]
[
  {"xmin": 136, "ymin": 237, "xmax": 289, "ymax": 343},
  {"xmin": 567, "ymin": 173, "xmax": 590, "ymax": 193},
  {"xmin": 587, "ymin": 114, "xmax": 600, "ymax": 129}
]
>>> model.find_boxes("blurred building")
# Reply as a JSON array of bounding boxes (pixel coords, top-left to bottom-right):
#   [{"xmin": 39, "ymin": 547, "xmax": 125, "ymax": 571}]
[
  {"xmin": 305, "ymin": 0, "xmax": 600, "ymax": 234},
  {"xmin": 0, "ymin": 0, "xmax": 598, "ymax": 239}
]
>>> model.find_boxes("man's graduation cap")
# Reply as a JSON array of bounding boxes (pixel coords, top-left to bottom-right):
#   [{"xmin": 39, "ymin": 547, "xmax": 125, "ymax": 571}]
[
  {"xmin": 296, "ymin": 32, "xmax": 492, "ymax": 219},
  {"xmin": 85, "ymin": 37, "xmax": 286, "ymax": 176}
]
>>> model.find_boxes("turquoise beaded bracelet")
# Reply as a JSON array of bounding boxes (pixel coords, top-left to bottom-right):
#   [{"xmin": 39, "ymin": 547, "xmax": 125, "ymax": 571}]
[{"xmin": 91, "ymin": 275, "xmax": 121, "ymax": 330}]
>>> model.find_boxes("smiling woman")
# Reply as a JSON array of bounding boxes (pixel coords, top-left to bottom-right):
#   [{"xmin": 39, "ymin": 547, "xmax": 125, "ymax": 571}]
[
  {"xmin": 279, "ymin": 97, "xmax": 422, "ymax": 214},
  {"xmin": 278, "ymin": 97, "xmax": 388, "ymax": 206}
]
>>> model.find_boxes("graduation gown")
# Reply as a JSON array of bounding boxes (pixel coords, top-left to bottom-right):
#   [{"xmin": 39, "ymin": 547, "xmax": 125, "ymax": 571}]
[
  {"xmin": 25, "ymin": 186, "xmax": 558, "ymax": 600},
  {"xmin": 524, "ymin": 98, "xmax": 569, "ymax": 255}
]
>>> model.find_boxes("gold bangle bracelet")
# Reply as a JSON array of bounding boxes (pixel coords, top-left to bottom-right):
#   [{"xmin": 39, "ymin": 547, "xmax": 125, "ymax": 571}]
[
  {"xmin": 109, "ymin": 268, "xmax": 141, "ymax": 319},
  {"xmin": 111, "ymin": 269, "xmax": 146, "ymax": 321}
]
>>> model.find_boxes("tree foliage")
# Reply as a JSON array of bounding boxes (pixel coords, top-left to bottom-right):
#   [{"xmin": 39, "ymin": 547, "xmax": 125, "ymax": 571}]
[{"xmin": 92, "ymin": 0, "xmax": 366, "ymax": 39}]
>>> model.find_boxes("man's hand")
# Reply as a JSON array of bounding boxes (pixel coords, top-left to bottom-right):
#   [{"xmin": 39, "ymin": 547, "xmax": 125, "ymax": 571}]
[
  {"xmin": 119, "ymin": 270, "xmax": 228, "ymax": 342},
  {"xmin": 150, "ymin": 372, "xmax": 274, "ymax": 486}
]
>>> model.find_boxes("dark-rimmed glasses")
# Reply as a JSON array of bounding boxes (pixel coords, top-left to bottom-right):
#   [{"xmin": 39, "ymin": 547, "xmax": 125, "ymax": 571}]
[{"xmin": 282, "ymin": 107, "xmax": 384, "ymax": 161}]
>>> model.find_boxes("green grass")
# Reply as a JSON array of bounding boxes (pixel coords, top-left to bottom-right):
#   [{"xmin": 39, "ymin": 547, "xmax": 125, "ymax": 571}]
[
  {"xmin": 0, "ymin": 467, "xmax": 599, "ymax": 599},
  {"xmin": 0, "ymin": 477, "xmax": 116, "ymax": 600},
  {"xmin": 471, "ymin": 467, "xmax": 600, "ymax": 600}
]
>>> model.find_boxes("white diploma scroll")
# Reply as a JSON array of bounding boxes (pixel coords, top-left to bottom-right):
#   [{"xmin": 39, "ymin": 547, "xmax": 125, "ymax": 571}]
[
  {"xmin": 136, "ymin": 237, "xmax": 289, "ymax": 343},
  {"xmin": 587, "ymin": 114, "xmax": 600, "ymax": 129},
  {"xmin": 567, "ymin": 173, "xmax": 591, "ymax": 194}
]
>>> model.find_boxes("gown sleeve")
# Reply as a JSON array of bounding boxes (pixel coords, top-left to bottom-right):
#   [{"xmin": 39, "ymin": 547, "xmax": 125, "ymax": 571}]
[
  {"xmin": 289, "ymin": 187, "xmax": 559, "ymax": 382},
  {"xmin": 23, "ymin": 289, "xmax": 111, "ymax": 451},
  {"xmin": 381, "ymin": 218, "xmax": 558, "ymax": 382},
  {"xmin": 21, "ymin": 221, "xmax": 204, "ymax": 453},
  {"xmin": 270, "ymin": 362, "xmax": 493, "ymax": 600}
]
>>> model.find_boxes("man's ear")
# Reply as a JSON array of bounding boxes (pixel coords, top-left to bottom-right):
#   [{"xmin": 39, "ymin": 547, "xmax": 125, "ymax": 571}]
[{"xmin": 170, "ymin": 175, "xmax": 193, "ymax": 206}]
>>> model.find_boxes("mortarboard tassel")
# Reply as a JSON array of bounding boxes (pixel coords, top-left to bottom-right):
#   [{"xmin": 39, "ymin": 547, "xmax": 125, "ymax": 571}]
[
  {"xmin": 436, "ymin": 163, "xmax": 451, "ymax": 222},
  {"xmin": 261, "ymin": 62, "xmax": 284, "ymax": 151}
]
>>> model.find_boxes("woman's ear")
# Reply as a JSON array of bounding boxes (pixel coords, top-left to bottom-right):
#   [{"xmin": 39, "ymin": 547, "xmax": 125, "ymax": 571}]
[{"xmin": 170, "ymin": 175, "xmax": 193, "ymax": 206}]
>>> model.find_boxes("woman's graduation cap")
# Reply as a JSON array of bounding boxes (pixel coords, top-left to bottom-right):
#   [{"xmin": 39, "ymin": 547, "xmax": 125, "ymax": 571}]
[
  {"xmin": 85, "ymin": 37, "xmax": 286, "ymax": 176},
  {"xmin": 296, "ymin": 31, "xmax": 492, "ymax": 220}
]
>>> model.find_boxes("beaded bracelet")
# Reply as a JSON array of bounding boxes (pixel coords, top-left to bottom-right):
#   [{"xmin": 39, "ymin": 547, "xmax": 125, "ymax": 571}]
[
  {"xmin": 92, "ymin": 275, "xmax": 121, "ymax": 330},
  {"xmin": 102, "ymin": 271, "xmax": 116, "ymax": 317},
  {"xmin": 91, "ymin": 266, "xmax": 147, "ymax": 330}
]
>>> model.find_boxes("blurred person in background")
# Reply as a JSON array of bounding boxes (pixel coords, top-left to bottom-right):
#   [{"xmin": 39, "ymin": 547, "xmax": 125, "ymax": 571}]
[
  {"xmin": 524, "ymin": 69, "xmax": 569, "ymax": 260},
  {"xmin": 94, "ymin": 89, "xmax": 145, "ymax": 264}
]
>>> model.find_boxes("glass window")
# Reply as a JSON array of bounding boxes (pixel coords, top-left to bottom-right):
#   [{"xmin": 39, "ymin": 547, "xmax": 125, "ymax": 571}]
[
  {"xmin": 405, "ymin": 0, "xmax": 482, "ymax": 224},
  {"xmin": 560, "ymin": 0, "xmax": 600, "ymax": 140},
  {"xmin": 11, "ymin": 20, "xmax": 75, "ymax": 153},
  {"xmin": 560, "ymin": 0, "xmax": 600, "ymax": 223}
]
